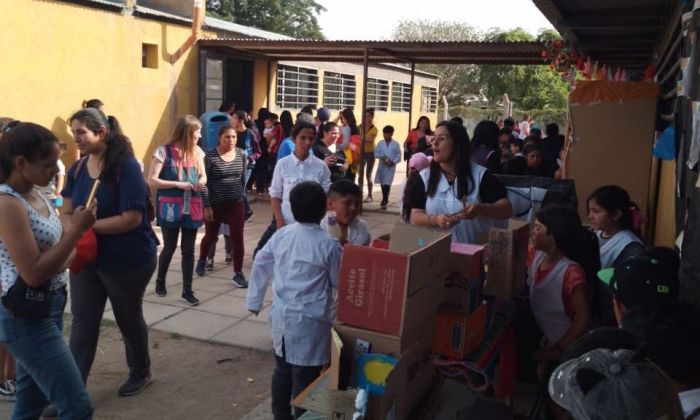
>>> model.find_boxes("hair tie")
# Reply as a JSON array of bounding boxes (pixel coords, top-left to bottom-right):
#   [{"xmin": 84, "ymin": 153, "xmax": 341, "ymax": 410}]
[{"xmin": 629, "ymin": 206, "xmax": 646, "ymax": 230}]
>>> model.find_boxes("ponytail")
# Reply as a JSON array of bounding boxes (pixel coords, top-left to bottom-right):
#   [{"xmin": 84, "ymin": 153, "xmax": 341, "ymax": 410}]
[{"xmin": 69, "ymin": 108, "xmax": 133, "ymax": 183}]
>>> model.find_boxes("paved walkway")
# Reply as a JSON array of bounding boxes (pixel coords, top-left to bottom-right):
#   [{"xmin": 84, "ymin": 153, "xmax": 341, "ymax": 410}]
[{"xmin": 66, "ymin": 176, "xmax": 407, "ymax": 353}]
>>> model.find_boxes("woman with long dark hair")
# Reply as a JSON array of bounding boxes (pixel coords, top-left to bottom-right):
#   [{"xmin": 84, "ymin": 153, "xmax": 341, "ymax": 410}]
[
  {"xmin": 61, "ymin": 108, "xmax": 157, "ymax": 396},
  {"xmin": 408, "ymin": 120, "xmax": 511, "ymax": 243},
  {"xmin": 404, "ymin": 116, "xmax": 432, "ymax": 161},
  {"xmin": 337, "ymin": 108, "xmax": 360, "ymax": 182},
  {"xmin": 471, "ymin": 120, "xmax": 502, "ymax": 174},
  {"xmin": 0, "ymin": 122, "xmax": 95, "ymax": 419}
]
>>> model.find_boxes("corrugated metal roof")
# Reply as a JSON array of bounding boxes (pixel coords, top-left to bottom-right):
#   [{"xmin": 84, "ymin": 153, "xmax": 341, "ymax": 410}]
[
  {"xmin": 203, "ymin": 17, "xmax": 292, "ymax": 40},
  {"xmin": 197, "ymin": 39, "xmax": 546, "ymax": 65},
  {"xmin": 533, "ymin": 0, "xmax": 676, "ymax": 68}
]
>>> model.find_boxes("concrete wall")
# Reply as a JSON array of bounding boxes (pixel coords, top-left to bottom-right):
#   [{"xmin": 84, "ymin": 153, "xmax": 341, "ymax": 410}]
[
  {"xmin": 0, "ymin": 0, "xmax": 203, "ymax": 167},
  {"xmin": 258, "ymin": 60, "xmax": 440, "ymax": 145}
]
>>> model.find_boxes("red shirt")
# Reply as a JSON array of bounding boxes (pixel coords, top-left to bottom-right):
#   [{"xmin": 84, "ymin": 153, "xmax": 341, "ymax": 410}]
[{"xmin": 528, "ymin": 248, "xmax": 587, "ymax": 320}]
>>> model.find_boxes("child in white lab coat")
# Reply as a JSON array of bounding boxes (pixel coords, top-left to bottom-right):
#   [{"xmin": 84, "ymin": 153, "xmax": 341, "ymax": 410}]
[
  {"xmin": 374, "ymin": 125, "xmax": 402, "ymax": 210},
  {"xmin": 246, "ymin": 181, "xmax": 342, "ymax": 420}
]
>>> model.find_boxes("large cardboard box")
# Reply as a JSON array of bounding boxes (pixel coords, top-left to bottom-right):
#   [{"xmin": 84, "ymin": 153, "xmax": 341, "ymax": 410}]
[
  {"xmin": 483, "ymin": 220, "xmax": 529, "ymax": 299},
  {"xmin": 329, "ymin": 327, "xmax": 435, "ymax": 420},
  {"xmin": 434, "ymin": 303, "xmax": 488, "ymax": 360},
  {"xmin": 444, "ymin": 243, "xmax": 485, "ymax": 313},
  {"xmin": 338, "ymin": 224, "xmax": 451, "ymax": 335}
]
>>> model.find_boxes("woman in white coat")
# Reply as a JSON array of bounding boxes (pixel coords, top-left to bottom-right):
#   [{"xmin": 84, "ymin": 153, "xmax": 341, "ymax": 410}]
[
  {"xmin": 409, "ymin": 120, "xmax": 512, "ymax": 244},
  {"xmin": 374, "ymin": 126, "xmax": 402, "ymax": 210}
]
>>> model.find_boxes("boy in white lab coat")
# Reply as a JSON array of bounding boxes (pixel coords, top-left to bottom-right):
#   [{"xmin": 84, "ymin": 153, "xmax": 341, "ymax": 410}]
[
  {"xmin": 320, "ymin": 180, "xmax": 371, "ymax": 246},
  {"xmin": 374, "ymin": 125, "xmax": 402, "ymax": 210},
  {"xmin": 246, "ymin": 181, "xmax": 342, "ymax": 420}
]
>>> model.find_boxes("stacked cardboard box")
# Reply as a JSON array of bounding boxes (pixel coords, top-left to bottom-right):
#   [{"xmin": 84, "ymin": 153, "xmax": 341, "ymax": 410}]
[
  {"xmin": 330, "ymin": 224, "xmax": 451, "ymax": 419},
  {"xmin": 434, "ymin": 243, "xmax": 489, "ymax": 360},
  {"xmin": 483, "ymin": 220, "xmax": 530, "ymax": 299}
]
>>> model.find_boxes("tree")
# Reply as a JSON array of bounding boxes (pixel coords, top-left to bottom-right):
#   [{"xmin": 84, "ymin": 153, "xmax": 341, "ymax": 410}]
[
  {"xmin": 391, "ymin": 20, "xmax": 481, "ymax": 108},
  {"xmin": 206, "ymin": 0, "xmax": 326, "ymax": 40},
  {"xmin": 479, "ymin": 28, "xmax": 568, "ymax": 110}
]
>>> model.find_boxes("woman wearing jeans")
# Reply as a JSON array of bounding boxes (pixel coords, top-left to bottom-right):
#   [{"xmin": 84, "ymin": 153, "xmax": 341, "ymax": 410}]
[
  {"xmin": 195, "ymin": 125, "xmax": 248, "ymax": 287},
  {"xmin": 61, "ymin": 108, "xmax": 157, "ymax": 397},
  {"xmin": 147, "ymin": 115, "xmax": 206, "ymax": 306},
  {"xmin": 0, "ymin": 122, "xmax": 95, "ymax": 419}
]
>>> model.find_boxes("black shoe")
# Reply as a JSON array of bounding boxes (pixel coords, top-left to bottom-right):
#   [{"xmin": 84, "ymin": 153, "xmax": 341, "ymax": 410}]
[
  {"xmin": 205, "ymin": 257, "xmax": 214, "ymax": 271},
  {"xmin": 225, "ymin": 255, "xmax": 232, "ymax": 264},
  {"xmin": 380, "ymin": 202, "xmax": 388, "ymax": 210},
  {"xmin": 118, "ymin": 374, "xmax": 153, "ymax": 397},
  {"xmin": 155, "ymin": 281, "xmax": 167, "ymax": 297},
  {"xmin": 195, "ymin": 260, "xmax": 206, "ymax": 277},
  {"xmin": 233, "ymin": 272, "xmax": 248, "ymax": 288},
  {"xmin": 181, "ymin": 291, "xmax": 200, "ymax": 306},
  {"xmin": 41, "ymin": 405, "xmax": 57, "ymax": 419}
]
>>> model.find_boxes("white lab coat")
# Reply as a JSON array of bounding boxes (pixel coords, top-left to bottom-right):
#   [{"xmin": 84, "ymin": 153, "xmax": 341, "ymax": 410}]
[{"xmin": 374, "ymin": 139, "xmax": 401, "ymax": 186}]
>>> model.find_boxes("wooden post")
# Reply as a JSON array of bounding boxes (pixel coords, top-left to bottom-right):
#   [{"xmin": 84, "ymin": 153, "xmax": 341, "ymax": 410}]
[{"xmin": 359, "ymin": 47, "xmax": 370, "ymax": 214}]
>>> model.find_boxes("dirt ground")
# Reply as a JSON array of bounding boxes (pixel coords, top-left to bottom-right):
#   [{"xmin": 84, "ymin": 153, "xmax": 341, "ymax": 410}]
[{"xmin": 0, "ymin": 319, "xmax": 275, "ymax": 419}]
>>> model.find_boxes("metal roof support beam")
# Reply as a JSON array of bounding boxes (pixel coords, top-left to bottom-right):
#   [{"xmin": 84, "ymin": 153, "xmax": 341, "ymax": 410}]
[
  {"xmin": 407, "ymin": 61, "xmax": 416, "ymax": 177},
  {"xmin": 359, "ymin": 47, "xmax": 369, "ymax": 214}
]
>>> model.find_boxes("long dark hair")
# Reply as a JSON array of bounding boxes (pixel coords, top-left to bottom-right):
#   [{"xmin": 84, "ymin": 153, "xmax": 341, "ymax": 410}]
[
  {"xmin": 414, "ymin": 116, "xmax": 433, "ymax": 135},
  {"xmin": 588, "ymin": 185, "xmax": 642, "ymax": 238},
  {"xmin": 402, "ymin": 172, "xmax": 420, "ymax": 223},
  {"xmin": 426, "ymin": 120, "xmax": 474, "ymax": 200},
  {"xmin": 472, "ymin": 120, "xmax": 500, "ymax": 151},
  {"xmin": 69, "ymin": 108, "xmax": 134, "ymax": 184},
  {"xmin": 280, "ymin": 110, "xmax": 293, "ymax": 138},
  {"xmin": 340, "ymin": 108, "xmax": 359, "ymax": 135},
  {"xmin": 0, "ymin": 123, "xmax": 59, "ymax": 183},
  {"xmin": 536, "ymin": 205, "xmax": 602, "ymax": 319}
]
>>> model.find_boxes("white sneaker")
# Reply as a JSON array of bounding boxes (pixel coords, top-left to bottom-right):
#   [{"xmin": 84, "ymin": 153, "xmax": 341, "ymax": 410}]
[{"xmin": 0, "ymin": 379, "xmax": 16, "ymax": 401}]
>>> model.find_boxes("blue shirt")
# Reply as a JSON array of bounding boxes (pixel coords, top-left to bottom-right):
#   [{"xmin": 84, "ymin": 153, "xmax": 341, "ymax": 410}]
[
  {"xmin": 62, "ymin": 157, "xmax": 157, "ymax": 272},
  {"xmin": 277, "ymin": 137, "xmax": 295, "ymax": 160}
]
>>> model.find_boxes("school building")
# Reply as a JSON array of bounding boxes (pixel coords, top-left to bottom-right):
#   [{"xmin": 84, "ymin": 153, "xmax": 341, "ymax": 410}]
[{"xmin": 1, "ymin": 0, "xmax": 439, "ymax": 165}]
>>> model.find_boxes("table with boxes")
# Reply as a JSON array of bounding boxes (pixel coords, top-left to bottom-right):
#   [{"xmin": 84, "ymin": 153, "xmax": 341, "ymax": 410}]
[{"xmin": 294, "ymin": 220, "xmax": 530, "ymax": 420}]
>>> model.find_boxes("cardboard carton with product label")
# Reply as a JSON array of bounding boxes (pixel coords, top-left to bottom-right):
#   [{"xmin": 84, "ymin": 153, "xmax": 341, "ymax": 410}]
[
  {"xmin": 444, "ymin": 243, "xmax": 485, "ymax": 313},
  {"xmin": 434, "ymin": 303, "xmax": 488, "ymax": 360},
  {"xmin": 483, "ymin": 220, "xmax": 530, "ymax": 299},
  {"xmin": 337, "ymin": 224, "xmax": 451, "ymax": 336}
]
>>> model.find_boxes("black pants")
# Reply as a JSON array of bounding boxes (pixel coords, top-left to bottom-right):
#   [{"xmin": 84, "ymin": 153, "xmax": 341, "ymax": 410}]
[
  {"xmin": 69, "ymin": 256, "xmax": 156, "ymax": 383},
  {"xmin": 253, "ymin": 218, "xmax": 277, "ymax": 259},
  {"xmin": 271, "ymin": 343, "xmax": 323, "ymax": 420},
  {"xmin": 157, "ymin": 227, "xmax": 197, "ymax": 292},
  {"xmin": 381, "ymin": 184, "xmax": 391, "ymax": 204}
]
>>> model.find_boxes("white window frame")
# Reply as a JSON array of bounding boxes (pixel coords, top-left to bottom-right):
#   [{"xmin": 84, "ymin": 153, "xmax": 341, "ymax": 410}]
[
  {"xmin": 421, "ymin": 86, "xmax": 437, "ymax": 113},
  {"xmin": 323, "ymin": 72, "xmax": 356, "ymax": 110},
  {"xmin": 391, "ymin": 82, "xmax": 412, "ymax": 112},
  {"xmin": 276, "ymin": 64, "xmax": 319, "ymax": 109},
  {"xmin": 367, "ymin": 78, "xmax": 389, "ymax": 111}
]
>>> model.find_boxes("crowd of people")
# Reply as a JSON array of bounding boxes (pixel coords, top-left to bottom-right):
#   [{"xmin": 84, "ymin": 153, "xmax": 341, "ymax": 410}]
[{"xmin": 0, "ymin": 101, "xmax": 696, "ymax": 420}]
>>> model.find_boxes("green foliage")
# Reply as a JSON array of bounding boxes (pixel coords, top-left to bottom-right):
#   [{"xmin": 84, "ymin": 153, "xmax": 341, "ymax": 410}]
[
  {"xmin": 206, "ymin": 0, "xmax": 326, "ymax": 39},
  {"xmin": 392, "ymin": 20, "xmax": 481, "ymax": 106},
  {"xmin": 479, "ymin": 28, "xmax": 569, "ymax": 111}
]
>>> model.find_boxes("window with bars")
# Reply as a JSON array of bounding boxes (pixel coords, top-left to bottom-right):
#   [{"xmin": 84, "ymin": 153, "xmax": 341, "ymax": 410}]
[
  {"xmin": 391, "ymin": 82, "xmax": 412, "ymax": 112},
  {"xmin": 421, "ymin": 86, "xmax": 438, "ymax": 113},
  {"xmin": 366, "ymin": 78, "xmax": 389, "ymax": 111},
  {"xmin": 323, "ymin": 72, "xmax": 356, "ymax": 110},
  {"xmin": 276, "ymin": 65, "xmax": 319, "ymax": 109}
]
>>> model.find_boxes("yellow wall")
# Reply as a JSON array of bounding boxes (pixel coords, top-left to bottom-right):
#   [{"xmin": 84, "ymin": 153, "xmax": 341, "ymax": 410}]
[
  {"xmin": 0, "ymin": 0, "xmax": 203, "ymax": 167},
  {"xmin": 654, "ymin": 159, "xmax": 677, "ymax": 247}
]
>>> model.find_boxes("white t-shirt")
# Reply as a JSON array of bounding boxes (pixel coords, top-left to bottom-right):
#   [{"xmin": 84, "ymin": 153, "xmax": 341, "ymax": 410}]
[{"xmin": 320, "ymin": 212, "xmax": 371, "ymax": 246}]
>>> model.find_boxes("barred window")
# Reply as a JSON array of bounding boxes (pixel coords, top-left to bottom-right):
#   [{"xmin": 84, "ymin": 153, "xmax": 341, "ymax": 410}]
[
  {"xmin": 323, "ymin": 72, "xmax": 356, "ymax": 110},
  {"xmin": 391, "ymin": 82, "xmax": 412, "ymax": 112},
  {"xmin": 367, "ymin": 78, "xmax": 389, "ymax": 111},
  {"xmin": 421, "ymin": 86, "xmax": 437, "ymax": 113},
  {"xmin": 276, "ymin": 65, "xmax": 319, "ymax": 109}
]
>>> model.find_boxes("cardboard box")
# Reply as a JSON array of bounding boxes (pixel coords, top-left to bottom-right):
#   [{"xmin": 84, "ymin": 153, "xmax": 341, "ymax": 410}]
[
  {"xmin": 370, "ymin": 237, "xmax": 390, "ymax": 249},
  {"xmin": 483, "ymin": 220, "xmax": 529, "ymax": 299},
  {"xmin": 329, "ymin": 327, "xmax": 435, "ymax": 420},
  {"xmin": 434, "ymin": 303, "xmax": 488, "ymax": 360},
  {"xmin": 338, "ymin": 224, "xmax": 451, "ymax": 335},
  {"xmin": 444, "ymin": 243, "xmax": 485, "ymax": 313}
]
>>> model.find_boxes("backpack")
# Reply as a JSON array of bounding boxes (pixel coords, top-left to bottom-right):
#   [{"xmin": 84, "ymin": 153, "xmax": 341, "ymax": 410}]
[{"xmin": 74, "ymin": 157, "xmax": 155, "ymax": 222}]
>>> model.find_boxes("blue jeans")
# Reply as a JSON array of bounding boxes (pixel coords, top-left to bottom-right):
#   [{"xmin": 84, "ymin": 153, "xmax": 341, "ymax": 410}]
[{"xmin": 0, "ymin": 289, "xmax": 93, "ymax": 420}]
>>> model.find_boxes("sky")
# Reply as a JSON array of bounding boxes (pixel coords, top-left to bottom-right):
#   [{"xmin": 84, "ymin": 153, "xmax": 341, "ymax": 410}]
[{"xmin": 316, "ymin": 0, "xmax": 554, "ymax": 40}]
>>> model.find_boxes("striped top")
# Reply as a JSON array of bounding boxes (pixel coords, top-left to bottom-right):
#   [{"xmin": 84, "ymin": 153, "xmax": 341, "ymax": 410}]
[{"xmin": 203, "ymin": 148, "xmax": 247, "ymax": 207}]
